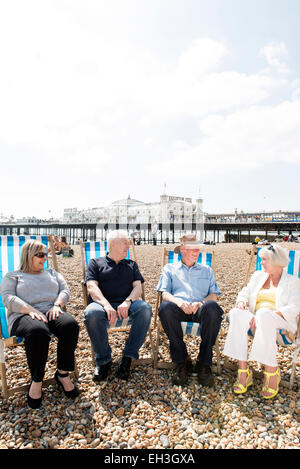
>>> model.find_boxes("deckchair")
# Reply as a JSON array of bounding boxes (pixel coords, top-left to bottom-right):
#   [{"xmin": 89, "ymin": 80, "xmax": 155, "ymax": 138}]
[
  {"xmin": 0, "ymin": 235, "xmax": 78, "ymax": 399},
  {"xmin": 153, "ymin": 248, "xmax": 221, "ymax": 374},
  {"xmin": 225, "ymin": 244, "xmax": 300, "ymax": 390},
  {"xmin": 80, "ymin": 239, "xmax": 155, "ymax": 366}
]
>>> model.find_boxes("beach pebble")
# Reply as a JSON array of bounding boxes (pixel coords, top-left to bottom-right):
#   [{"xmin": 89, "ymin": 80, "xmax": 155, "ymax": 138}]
[
  {"xmin": 1, "ymin": 244, "xmax": 299, "ymax": 450},
  {"xmin": 160, "ymin": 435, "xmax": 171, "ymax": 448},
  {"xmin": 115, "ymin": 407, "xmax": 125, "ymax": 418}
]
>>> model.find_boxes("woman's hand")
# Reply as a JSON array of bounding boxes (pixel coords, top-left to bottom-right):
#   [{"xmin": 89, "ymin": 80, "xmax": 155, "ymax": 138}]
[
  {"xmin": 29, "ymin": 311, "xmax": 48, "ymax": 323},
  {"xmin": 236, "ymin": 301, "xmax": 248, "ymax": 310},
  {"xmin": 249, "ymin": 316, "xmax": 256, "ymax": 332},
  {"xmin": 275, "ymin": 311, "xmax": 284, "ymax": 319},
  {"xmin": 46, "ymin": 305, "xmax": 64, "ymax": 321}
]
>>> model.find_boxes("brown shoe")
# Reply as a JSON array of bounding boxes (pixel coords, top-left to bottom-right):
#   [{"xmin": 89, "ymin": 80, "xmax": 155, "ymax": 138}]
[
  {"xmin": 172, "ymin": 358, "xmax": 193, "ymax": 385},
  {"xmin": 195, "ymin": 362, "xmax": 214, "ymax": 387}
]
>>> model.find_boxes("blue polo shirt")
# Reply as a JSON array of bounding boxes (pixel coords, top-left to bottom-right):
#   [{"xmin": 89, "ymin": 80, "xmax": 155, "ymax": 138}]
[
  {"xmin": 85, "ymin": 255, "xmax": 144, "ymax": 306},
  {"xmin": 157, "ymin": 261, "xmax": 221, "ymax": 302}
]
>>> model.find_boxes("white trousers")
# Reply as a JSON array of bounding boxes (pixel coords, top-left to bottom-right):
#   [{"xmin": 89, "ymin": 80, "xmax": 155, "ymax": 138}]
[{"xmin": 223, "ymin": 307, "xmax": 293, "ymax": 367}]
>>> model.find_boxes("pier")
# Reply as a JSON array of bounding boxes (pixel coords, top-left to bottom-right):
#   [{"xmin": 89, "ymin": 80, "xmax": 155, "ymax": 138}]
[{"xmin": 1, "ymin": 220, "xmax": 300, "ymax": 244}]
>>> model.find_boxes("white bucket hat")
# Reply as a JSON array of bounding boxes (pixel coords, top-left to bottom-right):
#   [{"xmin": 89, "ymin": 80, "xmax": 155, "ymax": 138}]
[{"xmin": 174, "ymin": 234, "xmax": 204, "ymax": 253}]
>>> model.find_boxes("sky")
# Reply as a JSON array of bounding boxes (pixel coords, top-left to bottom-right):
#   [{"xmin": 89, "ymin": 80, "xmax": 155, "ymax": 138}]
[{"xmin": 1, "ymin": 0, "xmax": 300, "ymax": 219}]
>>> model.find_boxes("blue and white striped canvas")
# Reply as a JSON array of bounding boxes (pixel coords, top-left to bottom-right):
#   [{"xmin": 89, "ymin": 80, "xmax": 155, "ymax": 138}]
[
  {"xmin": 248, "ymin": 326, "xmax": 294, "ymax": 347},
  {"xmin": 0, "ymin": 235, "xmax": 49, "ymax": 340},
  {"xmin": 256, "ymin": 247, "xmax": 300, "ymax": 277},
  {"xmin": 254, "ymin": 247, "xmax": 300, "ymax": 346},
  {"xmin": 181, "ymin": 322, "xmax": 202, "ymax": 337},
  {"xmin": 167, "ymin": 249, "xmax": 213, "ymax": 337},
  {"xmin": 83, "ymin": 240, "xmax": 130, "ymax": 267},
  {"xmin": 168, "ymin": 251, "xmax": 212, "ymax": 267},
  {"xmin": 107, "ymin": 316, "xmax": 134, "ymax": 329}
]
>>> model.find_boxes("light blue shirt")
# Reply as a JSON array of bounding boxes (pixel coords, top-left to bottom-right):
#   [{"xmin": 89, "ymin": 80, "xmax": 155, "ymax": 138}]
[{"xmin": 157, "ymin": 261, "xmax": 221, "ymax": 303}]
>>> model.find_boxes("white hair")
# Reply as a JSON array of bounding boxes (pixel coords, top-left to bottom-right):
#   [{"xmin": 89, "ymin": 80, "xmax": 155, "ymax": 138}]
[
  {"xmin": 258, "ymin": 244, "xmax": 290, "ymax": 268},
  {"xmin": 107, "ymin": 229, "xmax": 129, "ymax": 250}
]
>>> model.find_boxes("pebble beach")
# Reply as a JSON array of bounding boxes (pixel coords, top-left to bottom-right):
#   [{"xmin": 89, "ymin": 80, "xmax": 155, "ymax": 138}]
[{"xmin": 0, "ymin": 243, "xmax": 299, "ymax": 450}]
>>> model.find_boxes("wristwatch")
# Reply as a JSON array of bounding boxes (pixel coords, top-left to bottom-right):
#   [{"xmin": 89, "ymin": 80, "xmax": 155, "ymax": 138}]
[{"xmin": 125, "ymin": 298, "xmax": 133, "ymax": 304}]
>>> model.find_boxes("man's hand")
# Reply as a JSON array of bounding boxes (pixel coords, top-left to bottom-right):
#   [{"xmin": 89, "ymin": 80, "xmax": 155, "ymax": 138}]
[
  {"xmin": 117, "ymin": 301, "xmax": 130, "ymax": 319},
  {"xmin": 178, "ymin": 301, "xmax": 193, "ymax": 315},
  {"xmin": 190, "ymin": 302, "xmax": 202, "ymax": 314},
  {"xmin": 104, "ymin": 304, "xmax": 118, "ymax": 326}
]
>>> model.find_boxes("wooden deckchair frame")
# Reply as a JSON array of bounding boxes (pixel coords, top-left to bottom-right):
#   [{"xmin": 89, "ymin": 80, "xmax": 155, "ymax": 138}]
[
  {"xmin": 153, "ymin": 247, "xmax": 221, "ymax": 374},
  {"xmin": 224, "ymin": 244, "xmax": 300, "ymax": 390},
  {"xmin": 80, "ymin": 238, "xmax": 155, "ymax": 367},
  {"xmin": 0, "ymin": 235, "xmax": 79, "ymax": 399}
]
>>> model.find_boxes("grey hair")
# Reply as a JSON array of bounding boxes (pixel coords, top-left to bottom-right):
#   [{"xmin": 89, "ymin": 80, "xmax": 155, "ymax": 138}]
[
  {"xmin": 107, "ymin": 229, "xmax": 129, "ymax": 250},
  {"xmin": 258, "ymin": 244, "xmax": 290, "ymax": 268}
]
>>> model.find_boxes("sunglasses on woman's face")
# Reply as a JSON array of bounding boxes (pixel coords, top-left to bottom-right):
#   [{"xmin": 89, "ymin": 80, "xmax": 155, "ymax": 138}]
[{"xmin": 35, "ymin": 252, "xmax": 47, "ymax": 259}]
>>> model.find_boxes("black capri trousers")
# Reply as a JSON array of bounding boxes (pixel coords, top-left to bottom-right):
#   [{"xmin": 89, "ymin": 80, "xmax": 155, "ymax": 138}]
[{"xmin": 11, "ymin": 312, "xmax": 79, "ymax": 382}]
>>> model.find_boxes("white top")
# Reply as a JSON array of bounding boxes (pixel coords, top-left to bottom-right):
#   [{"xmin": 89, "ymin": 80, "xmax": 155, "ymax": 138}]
[{"xmin": 236, "ymin": 269, "xmax": 300, "ymax": 333}]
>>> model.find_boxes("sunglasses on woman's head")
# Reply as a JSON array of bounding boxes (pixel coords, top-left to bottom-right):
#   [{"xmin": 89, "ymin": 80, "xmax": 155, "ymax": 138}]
[
  {"xmin": 35, "ymin": 252, "xmax": 47, "ymax": 258},
  {"xmin": 268, "ymin": 245, "xmax": 275, "ymax": 253}
]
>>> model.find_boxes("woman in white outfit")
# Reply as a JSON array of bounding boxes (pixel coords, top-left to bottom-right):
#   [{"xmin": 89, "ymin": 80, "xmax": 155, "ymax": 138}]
[{"xmin": 223, "ymin": 245, "xmax": 300, "ymax": 399}]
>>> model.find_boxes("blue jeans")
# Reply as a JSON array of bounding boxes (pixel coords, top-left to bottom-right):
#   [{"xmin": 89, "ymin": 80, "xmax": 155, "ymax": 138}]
[{"xmin": 84, "ymin": 300, "xmax": 152, "ymax": 366}]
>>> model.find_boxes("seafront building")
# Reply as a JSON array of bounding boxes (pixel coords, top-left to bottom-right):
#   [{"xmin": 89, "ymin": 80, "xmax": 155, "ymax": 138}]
[
  {"xmin": 1, "ymin": 194, "xmax": 299, "ymax": 244},
  {"xmin": 62, "ymin": 194, "xmax": 204, "ymax": 227}
]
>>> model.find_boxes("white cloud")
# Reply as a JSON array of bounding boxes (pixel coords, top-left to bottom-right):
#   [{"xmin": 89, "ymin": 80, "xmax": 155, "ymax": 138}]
[
  {"xmin": 259, "ymin": 42, "xmax": 290, "ymax": 75},
  {"xmin": 0, "ymin": 2, "xmax": 299, "ymax": 217},
  {"xmin": 135, "ymin": 40, "xmax": 282, "ymax": 122},
  {"xmin": 148, "ymin": 99, "xmax": 300, "ymax": 178},
  {"xmin": 177, "ymin": 38, "xmax": 229, "ymax": 79},
  {"xmin": 291, "ymin": 79, "xmax": 300, "ymax": 101}
]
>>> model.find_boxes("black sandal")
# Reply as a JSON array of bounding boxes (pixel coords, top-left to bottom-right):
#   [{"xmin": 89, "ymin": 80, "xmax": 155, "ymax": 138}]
[
  {"xmin": 54, "ymin": 370, "xmax": 80, "ymax": 399},
  {"xmin": 27, "ymin": 381, "xmax": 42, "ymax": 409}
]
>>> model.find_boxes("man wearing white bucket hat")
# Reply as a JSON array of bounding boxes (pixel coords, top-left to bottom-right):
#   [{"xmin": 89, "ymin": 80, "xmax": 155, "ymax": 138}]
[{"xmin": 157, "ymin": 234, "xmax": 223, "ymax": 387}]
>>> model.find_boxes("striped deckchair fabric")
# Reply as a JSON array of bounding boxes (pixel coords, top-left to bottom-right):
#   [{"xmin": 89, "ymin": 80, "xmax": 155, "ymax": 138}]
[
  {"xmin": 83, "ymin": 241, "xmax": 129, "ymax": 270},
  {"xmin": 154, "ymin": 247, "xmax": 221, "ymax": 373},
  {"xmin": 80, "ymin": 238, "xmax": 154, "ymax": 366},
  {"xmin": 160, "ymin": 248, "xmax": 215, "ymax": 337},
  {"xmin": 0, "ymin": 234, "xmax": 65, "ymax": 399},
  {"xmin": 256, "ymin": 247, "xmax": 300, "ymax": 277},
  {"xmin": 82, "ymin": 241, "xmax": 107, "ymax": 277},
  {"xmin": 81, "ymin": 241, "xmax": 132, "ymax": 330},
  {"xmin": 236, "ymin": 244, "xmax": 300, "ymax": 389},
  {"xmin": 167, "ymin": 251, "xmax": 212, "ymax": 267},
  {"xmin": 247, "ymin": 326, "xmax": 295, "ymax": 347},
  {"xmin": 181, "ymin": 322, "xmax": 202, "ymax": 337},
  {"xmin": 0, "ymin": 235, "xmax": 49, "ymax": 340},
  {"xmin": 253, "ymin": 247, "xmax": 300, "ymax": 347},
  {"xmin": 172, "ymin": 251, "xmax": 213, "ymax": 339}
]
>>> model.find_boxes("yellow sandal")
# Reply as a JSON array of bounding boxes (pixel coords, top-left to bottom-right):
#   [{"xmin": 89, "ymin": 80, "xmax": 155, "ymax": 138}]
[
  {"xmin": 233, "ymin": 368, "xmax": 253, "ymax": 394},
  {"xmin": 262, "ymin": 368, "xmax": 280, "ymax": 399}
]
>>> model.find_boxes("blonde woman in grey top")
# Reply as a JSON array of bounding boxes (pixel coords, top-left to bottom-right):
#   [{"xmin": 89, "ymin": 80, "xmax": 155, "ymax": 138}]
[{"xmin": 0, "ymin": 239, "xmax": 80, "ymax": 408}]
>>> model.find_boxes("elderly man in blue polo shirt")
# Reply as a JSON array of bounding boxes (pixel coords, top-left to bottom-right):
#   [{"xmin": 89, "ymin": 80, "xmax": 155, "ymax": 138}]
[
  {"xmin": 157, "ymin": 234, "xmax": 223, "ymax": 387},
  {"xmin": 84, "ymin": 230, "xmax": 152, "ymax": 382}
]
